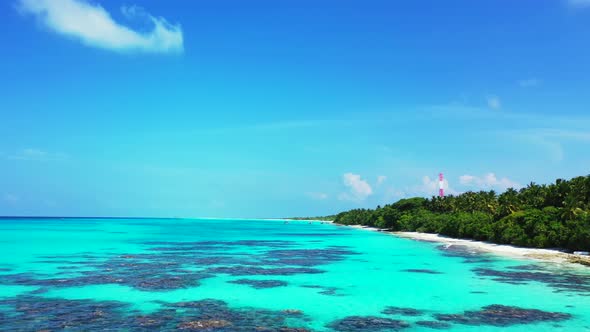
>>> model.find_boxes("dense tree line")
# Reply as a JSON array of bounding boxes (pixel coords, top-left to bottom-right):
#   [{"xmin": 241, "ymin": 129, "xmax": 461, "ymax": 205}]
[{"xmin": 332, "ymin": 175, "xmax": 590, "ymax": 251}]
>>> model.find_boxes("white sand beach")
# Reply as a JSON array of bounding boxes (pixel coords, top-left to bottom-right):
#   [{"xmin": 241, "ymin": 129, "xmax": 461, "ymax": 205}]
[{"xmin": 337, "ymin": 224, "xmax": 590, "ymax": 267}]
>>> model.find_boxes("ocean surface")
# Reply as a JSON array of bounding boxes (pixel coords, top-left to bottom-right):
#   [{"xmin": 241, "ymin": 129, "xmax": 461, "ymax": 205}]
[{"xmin": 0, "ymin": 217, "xmax": 589, "ymax": 331}]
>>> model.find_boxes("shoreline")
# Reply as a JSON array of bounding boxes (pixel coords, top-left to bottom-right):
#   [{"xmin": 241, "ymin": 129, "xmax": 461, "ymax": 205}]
[
  {"xmin": 339, "ymin": 224, "xmax": 590, "ymax": 268},
  {"xmin": 281, "ymin": 219, "xmax": 335, "ymax": 224}
]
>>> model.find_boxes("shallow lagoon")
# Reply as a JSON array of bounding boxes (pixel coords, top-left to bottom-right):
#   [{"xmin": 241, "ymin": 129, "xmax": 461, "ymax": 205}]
[{"xmin": 0, "ymin": 217, "xmax": 589, "ymax": 331}]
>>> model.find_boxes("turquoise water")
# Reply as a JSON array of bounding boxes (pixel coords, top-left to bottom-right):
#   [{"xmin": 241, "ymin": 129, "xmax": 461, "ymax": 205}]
[{"xmin": 0, "ymin": 217, "xmax": 589, "ymax": 331}]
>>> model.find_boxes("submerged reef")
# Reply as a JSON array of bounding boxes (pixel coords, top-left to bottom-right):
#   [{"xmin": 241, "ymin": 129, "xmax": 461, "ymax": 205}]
[
  {"xmin": 327, "ymin": 316, "xmax": 410, "ymax": 331},
  {"xmin": 263, "ymin": 248, "xmax": 358, "ymax": 267},
  {"xmin": 326, "ymin": 304, "xmax": 572, "ymax": 330},
  {"xmin": 434, "ymin": 305, "xmax": 572, "ymax": 327},
  {"xmin": 0, "ymin": 296, "xmax": 311, "ymax": 332},
  {"xmin": 228, "ymin": 279, "xmax": 288, "ymax": 289},
  {"xmin": 301, "ymin": 285, "xmax": 343, "ymax": 296},
  {"xmin": 415, "ymin": 320, "xmax": 452, "ymax": 329},
  {"xmin": 473, "ymin": 265, "xmax": 590, "ymax": 294},
  {"xmin": 401, "ymin": 269, "xmax": 442, "ymax": 275},
  {"xmin": 381, "ymin": 306, "xmax": 424, "ymax": 316},
  {"xmin": 436, "ymin": 245, "xmax": 496, "ymax": 264},
  {"xmin": 208, "ymin": 266, "xmax": 324, "ymax": 276},
  {"xmin": 0, "ymin": 240, "xmax": 358, "ymax": 292}
]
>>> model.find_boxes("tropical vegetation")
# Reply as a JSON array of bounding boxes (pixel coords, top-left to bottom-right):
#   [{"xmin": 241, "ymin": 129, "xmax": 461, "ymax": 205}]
[{"xmin": 331, "ymin": 175, "xmax": 590, "ymax": 251}]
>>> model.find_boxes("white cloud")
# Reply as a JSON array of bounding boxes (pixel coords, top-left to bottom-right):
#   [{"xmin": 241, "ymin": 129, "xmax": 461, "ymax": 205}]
[
  {"xmin": 307, "ymin": 192, "xmax": 328, "ymax": 200},
  {"xmin": 458, "ymin": 175, "xmax": 475, "ymax": 184},
  {"xmin": 17, "ymin": 0, "xmax": 183, "ymax": 54},
  {"xmin": 376, "ymin": 175, "xmax": 387, "ymax": 186},
  {"xmin": 518, "ymin": 78, "xmax": 541, "ymax": 88},
  {"xmin": 486, "ymin": 95, "xmax": 501, "ymax": 110},
  {"xmin": 339, "ymin": 173, "xmax": 373, "ymax": 201},
  {"xmin": 5, "ymin": 148, "xmax": 68, "ymax": 161},
  {"xmin": 415, "ymin": 175, "xmax": 458, "ymax": 196},
  {"xmin": 383, "ymin": 187, "xmax": 405, "ymax": 201},
  {"xmin": 459, "ymin": 173, "xmax": 521, "ymax": 191}
]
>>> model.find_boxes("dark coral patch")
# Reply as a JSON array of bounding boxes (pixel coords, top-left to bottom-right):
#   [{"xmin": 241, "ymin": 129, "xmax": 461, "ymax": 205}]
[
  {"xmin": 401, "ymin": 269, "xmax": 442, "ymax": 275},
  {"xmin": 382, "ymin": 306, "xmax": 423, "ymax": 316},
  {"xmin": 318, "ymin": 287, "xmax": 342, "ymax": 296},
  {"xmin": 255, "ymin": 328, "xmax": 310, "ymax": 332},
  {"xmin": 208, "ymin": 266, "xmax": 325, "ymax": 276},
  {"xmin": 436, "ymin": 245, "xmax": 495, "ymax": 264},
  {"xmin": 177, "ymin": 319, "xmax": 231, "ymax": 330},
  {"xmin": 0, "ymin": 296, "xmax": 311, "ymax": 332},
  {"xmin": 415, "ymin": 321, "xmax": 451, "ymax": 329},
  {"xmin": 301, "ymin": 285, "xmax": 343, "ymax": 296},
  {"xmin": 164, "ymin": 299, "xmax": 310, "ymax": 330},
  {"xmin": 2, "ymin": 269, "xmax": 213, "ymax": 291},
  {"xmin": 194, "ymin": 256, "xmax": 253, "ymax": 266},
  {"xmin": 0, "ymin": 296, "xmax": 128, "ymax": 331},
  {"xmin": 281, "ymin": 309, "xmax": 303, "ymax": 316},
  {"xmin": 473, "ymin": 267, "xmax": 590, "ymax": 293},
  {"xmin": 434, "ymin": 305, "xmax": 572, "ymax": 326},
  {"xmin": 228, "ymin": 279, "xmax": 288, "ymax": 289},
  {"xmin": 27, "ymin": 287, "xmax": 49, "ymax": 295},
  {"xmin": 327, "ymin": 316, "xmax": 410, "ymax": 331},
  {"xmin": 263, "ymin": 247, "xmax": 358, "ymax": 267},
  {"xmin": 133, "ymin": 310, "xmax": 178, "ymax": 330},
  {"xmin": 0, "ymin": 239, "xmax": 358, "ymax": 292},
  {"xmin": 168, "ymin": 299, "xmax": 227, "ymax": 309},
  {"xmin": 507, "ymin": 264, "xmax": 544, "ymax": 271},
  {"xmin": 57, "ymin": 265, "xmax": 83, "ymax": 270}
]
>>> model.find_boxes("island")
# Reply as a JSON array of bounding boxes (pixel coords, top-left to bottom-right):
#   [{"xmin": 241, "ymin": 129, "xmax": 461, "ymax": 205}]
[{"xmin": 307, "ymin": 175, "xmax": 590, "ymax": 260}]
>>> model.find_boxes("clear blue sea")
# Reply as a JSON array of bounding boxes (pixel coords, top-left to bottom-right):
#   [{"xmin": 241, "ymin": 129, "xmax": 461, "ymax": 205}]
[{"xmin": 0, "ymin": 217, "xmax": 588, "ymax": 331}]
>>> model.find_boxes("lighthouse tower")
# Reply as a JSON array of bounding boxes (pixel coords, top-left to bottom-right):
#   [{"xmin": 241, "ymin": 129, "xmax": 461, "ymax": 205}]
[{"xmin": 439, "ymin": 173, "xmax": 444, "ymax": 197}]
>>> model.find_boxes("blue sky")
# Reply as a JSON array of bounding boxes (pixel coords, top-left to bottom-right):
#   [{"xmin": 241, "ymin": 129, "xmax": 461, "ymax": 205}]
[{"xmin": 1, "ymin": 0, "xmax": 589, "ymax": 218}]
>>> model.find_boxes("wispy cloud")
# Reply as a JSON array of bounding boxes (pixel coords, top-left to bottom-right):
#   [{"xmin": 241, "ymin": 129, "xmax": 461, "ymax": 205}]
[
  {"xmin": 5, "ymin": 148, "xmax": 68, "ymax": 161},
  {"xmin": 17, "ymin": 0, "xmax": 183, "ymax": 54},
  {"xmin": 569, "ymin": 0, "xmax": 590, "ymax": 8},
  {"xmin": 338, "ymin": 173, "xmax": 373, "ymax": 201},
  {"xmin": 1, "ymin": 193, "xmax": 20, "ymax": 205},
  {"xmin": 500, "ymin": 128, "xmax": 590, "ymax": 162},
  {"xmin": 425, "ymin": 104, "xmax": 590, "ymax": 131},
  {"xmin": 383, "ymin": 187, "xmax": 405, "ymax": 201},
  {"xmin": 307, "ymin": 192, "xmax": 328, "ymax": 200},
  {"xmin": 518, "ymin": 78, "xmax": 542, "ymax": 88},
  {"xmin": 459, "ymin": 173, "xmax": 521, "ymax": 191},
  {"xmin": 536, "ymin": 128, "xmax": 590, "ymax": 141},
  {"xmin": 486, "ymin": 95, "xmax": 501, "ymax": 110},
  {"xmin": 527, "ymin": 136, "xmax": 565, "ymax": 162},
  {"xmin": 376, "ymin": 175, "xmax": 387, "ymax": 186}
]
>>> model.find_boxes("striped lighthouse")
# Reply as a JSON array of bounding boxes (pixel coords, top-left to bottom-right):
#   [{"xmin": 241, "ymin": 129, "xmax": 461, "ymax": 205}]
[{"xmin": 439, "ymin": 173, "xmax": 444, "ymax": 197}]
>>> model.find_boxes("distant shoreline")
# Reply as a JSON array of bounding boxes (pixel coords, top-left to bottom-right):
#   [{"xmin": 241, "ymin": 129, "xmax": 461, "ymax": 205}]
[
  {"xmin": 3, "ymin": 216, "xmax": 588, "ymax": 267},
  {"xmin": 338, "ymin": 224, "xmax": 590, "ymax": 268}
]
